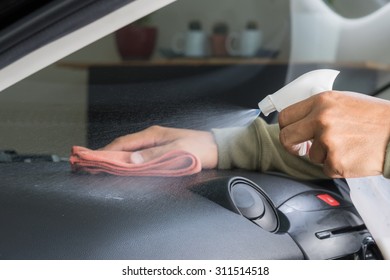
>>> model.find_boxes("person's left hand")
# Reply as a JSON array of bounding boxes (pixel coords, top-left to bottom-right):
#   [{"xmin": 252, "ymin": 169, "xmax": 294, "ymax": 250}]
[{"xmin": 101, "ymin": 125, "xmax": 218, "ymax": 169}]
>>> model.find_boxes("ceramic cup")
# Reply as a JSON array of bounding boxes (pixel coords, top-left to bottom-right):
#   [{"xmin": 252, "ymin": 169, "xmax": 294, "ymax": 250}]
[
  {"xmin": 172, "ymin": 31, "xmax": 207, "ymax": 57},
  {"xmin": 226, "ymin": 30, "xmax": 262, "ymax": 57}
]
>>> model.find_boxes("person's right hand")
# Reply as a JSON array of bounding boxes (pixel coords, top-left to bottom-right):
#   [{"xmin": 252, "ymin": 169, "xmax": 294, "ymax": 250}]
[
  {"xmin": 278, "ymin": 90, "xmax": 390, "ymax": 178},
  {"xmin": 101, "ymin": 125, "xmax": 218, "ymax": 169}
]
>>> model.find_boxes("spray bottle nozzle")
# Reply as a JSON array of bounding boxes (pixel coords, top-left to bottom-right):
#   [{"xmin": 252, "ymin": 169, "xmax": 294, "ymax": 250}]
[
  {"xmin": 258, "ymin": 96, "xmax": 274, "ymax": 117},
  {"xmin": 258, "ymin": 69, "xmax": 340, "ymax": 116}
]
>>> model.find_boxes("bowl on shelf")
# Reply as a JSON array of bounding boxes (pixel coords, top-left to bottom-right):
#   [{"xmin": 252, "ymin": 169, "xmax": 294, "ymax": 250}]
[{"xmin": 115, "ymin": 24, "xmax": 158, "ymax": 60}]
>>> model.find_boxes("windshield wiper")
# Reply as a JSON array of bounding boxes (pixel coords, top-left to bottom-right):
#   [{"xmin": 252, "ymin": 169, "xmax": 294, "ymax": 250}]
[{"xmin": 0, "ymin": 150, "xmax": 68, "ymax": 163}]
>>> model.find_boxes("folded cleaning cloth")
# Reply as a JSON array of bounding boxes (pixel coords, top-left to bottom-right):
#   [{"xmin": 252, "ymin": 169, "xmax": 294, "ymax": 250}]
[{"xmin": 69, "ymin": 146, "xmax": 202, "ymax": 177}]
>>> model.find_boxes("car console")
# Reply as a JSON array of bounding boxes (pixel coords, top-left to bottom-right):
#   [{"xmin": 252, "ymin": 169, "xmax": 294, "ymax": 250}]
[{"xmin": 191, "ymin": 171, "xmax": 383, "ymax": 260}]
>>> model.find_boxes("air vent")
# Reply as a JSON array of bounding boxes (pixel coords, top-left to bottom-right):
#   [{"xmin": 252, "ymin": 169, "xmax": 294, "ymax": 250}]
[{"xmin": 229, "ymin": 177, "xmax": 279, "ymax": 232}]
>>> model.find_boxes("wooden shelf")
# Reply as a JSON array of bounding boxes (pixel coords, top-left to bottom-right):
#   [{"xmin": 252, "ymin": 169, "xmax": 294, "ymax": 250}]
[
  {"xmin": 58, "ymin": 58, "xmax": 277, "ymax": 69},
  {"xmin": 58, "ymin": 58, "xmax": 390, "ymax": 71}
]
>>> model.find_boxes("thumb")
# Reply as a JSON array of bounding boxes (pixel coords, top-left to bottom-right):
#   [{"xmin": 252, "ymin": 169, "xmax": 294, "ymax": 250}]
[{"xmin": 130, "ymin": 145, "xmax": 173, "ymax": 164}]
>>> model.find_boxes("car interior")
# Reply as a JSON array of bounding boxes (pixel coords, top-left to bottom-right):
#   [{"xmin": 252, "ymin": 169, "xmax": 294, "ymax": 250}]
[{"xmin": 1, "ymin": 0, "xmax": 390, "ymax": 260}]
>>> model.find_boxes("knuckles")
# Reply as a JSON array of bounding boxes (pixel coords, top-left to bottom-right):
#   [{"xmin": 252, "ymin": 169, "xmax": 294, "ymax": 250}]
[
  {"xmin": 147, "ymin": 125, "xmax": 163, "ymax": 133},
  {"xmin": 278, "ymin": 111, "xmax": 289, "ymax": 128},
  {"xmin": 111, "ymin": 135, "xmax": 128, "ymax": 145},
  {"xmin": 323, "ymin": 150, "xmax": 355, "ymax": 178},
  {"xmin": 315, "ymin": 90, "xmax": 337, "ymax": 103}
]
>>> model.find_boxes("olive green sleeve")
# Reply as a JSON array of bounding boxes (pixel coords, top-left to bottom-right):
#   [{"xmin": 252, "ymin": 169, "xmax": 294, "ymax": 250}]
[
  {"xmin": 383, "ymin": 142, "xmax": 390, "ymax": 179},
  {"xmin": 212, "ymin": 118, "xmax": 328, "ymax": 180}
]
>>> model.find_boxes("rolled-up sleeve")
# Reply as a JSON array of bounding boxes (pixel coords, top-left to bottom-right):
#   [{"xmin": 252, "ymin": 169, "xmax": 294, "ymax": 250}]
[{"xmin": 212, "ymin": 118, "xmax": 328, "ymax": 180}]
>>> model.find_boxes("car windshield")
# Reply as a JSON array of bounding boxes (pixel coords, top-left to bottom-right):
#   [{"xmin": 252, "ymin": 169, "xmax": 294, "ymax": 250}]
[
  {"xmin": 1, "ymin": 0, "xmax": 390, "ymax": 160},
  {"xmin": 3, "ymin": 0, "xmax": 390, "ymax": 266}
]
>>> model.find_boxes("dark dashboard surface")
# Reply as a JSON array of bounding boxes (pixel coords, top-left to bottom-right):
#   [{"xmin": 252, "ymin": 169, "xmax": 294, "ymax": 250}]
[
  {"xmin": 0, "ymin": 162, "xmax": 304, "ymax": 260},
  {"xmin": 0, "ymin": 162, "xmax": 369, "ymax": 260}
]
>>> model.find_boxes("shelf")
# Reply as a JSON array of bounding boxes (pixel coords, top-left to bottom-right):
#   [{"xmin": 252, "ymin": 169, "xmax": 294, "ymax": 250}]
[
  {"xmin": 58, "ymin": 58, "xmax": 390, "ymax": 71},
  {"xmin": 58, "ymin": 58, "xmax": 277, "ymax": 69}
]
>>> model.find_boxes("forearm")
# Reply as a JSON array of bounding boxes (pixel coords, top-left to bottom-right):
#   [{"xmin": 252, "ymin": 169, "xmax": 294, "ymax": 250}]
[{"xmin": 212, "ymin": 118, "xmax": 328, "ymax": 180}]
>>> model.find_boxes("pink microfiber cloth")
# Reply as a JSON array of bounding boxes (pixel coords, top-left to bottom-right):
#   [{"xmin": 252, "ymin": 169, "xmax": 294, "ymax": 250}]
[{"xmin": 69, "ymin": 146, "xmax": 202, "ymax": 177}]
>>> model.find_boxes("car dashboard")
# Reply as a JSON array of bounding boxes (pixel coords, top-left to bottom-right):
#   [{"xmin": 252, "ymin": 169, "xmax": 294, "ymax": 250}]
[{"xmin": 0, "ymin": 161, "xmax": 382, "ymax": 260}]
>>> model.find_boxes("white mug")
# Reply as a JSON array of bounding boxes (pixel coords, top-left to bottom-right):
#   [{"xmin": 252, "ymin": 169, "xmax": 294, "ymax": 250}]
[
  {"xmin": 172, "ymin": 31, "xmax": 206, "ymax": 57},
  {"xmin": 226, "ymin": 30, "xmax": 262, "ymax": 57}
]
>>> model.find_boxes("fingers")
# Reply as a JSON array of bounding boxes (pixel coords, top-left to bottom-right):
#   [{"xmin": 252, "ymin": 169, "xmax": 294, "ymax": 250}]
[
  {"xmin": 101, "ymin": 126, "xmax": 218, "ymax": 169},
  {"xmin": 278, "ymin": 95, "xmax": 315, "ymax": 129},
  {"xmin": 308, "ymin": 139, "xmax": 327, "ymax": 164},
  {"xmin": 279, "ymin": 119, "xmax": 315, "ymax": 155},
  {"xmin": 131, "ymin": 132, "xmax": 218, "ymax": 168},
  {"xmin": 278, "ymin": 94, "xmax": 320, "ymax": 156},
  {"xmin": 130, "ymin": 143, "xmax": 175, "ymax": 164},
  {"xmin": 278, "ymin": 91, "xmax": 341, "ymax": 177},
  {"xmin": 102, "ymin": 125, "xmax": 171, "ymax": 152},
  {"xmin": 279, "ymin": 91, "xmax": 338, "ymax": 157}
]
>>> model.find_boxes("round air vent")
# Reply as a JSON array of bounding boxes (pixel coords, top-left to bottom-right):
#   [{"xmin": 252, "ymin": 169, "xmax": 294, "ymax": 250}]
[{"xmin": 229, "ymin": 178, "xmax": 279, "ymax": 232}]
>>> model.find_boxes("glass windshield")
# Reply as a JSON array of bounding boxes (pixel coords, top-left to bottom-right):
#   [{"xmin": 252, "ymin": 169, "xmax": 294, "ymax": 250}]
[{"xmin": 1, "ymin": 0, "xmax": 389, "ymax": 157}]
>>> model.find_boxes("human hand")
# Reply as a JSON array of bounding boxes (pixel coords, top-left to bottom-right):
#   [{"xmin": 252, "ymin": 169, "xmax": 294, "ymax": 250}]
[
  {"xmin": 278, "ymin": 91, "xmax": 390, "ymax": 178},
  {"xmin": 101, "ymin": 125, "xmax": 218, "ymax": 169}
]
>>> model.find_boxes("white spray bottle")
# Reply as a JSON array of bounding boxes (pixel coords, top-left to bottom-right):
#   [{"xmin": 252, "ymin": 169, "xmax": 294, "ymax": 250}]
[{"xmin": 258, "ymin": 69, "xmax": 390, "ymax": 259}]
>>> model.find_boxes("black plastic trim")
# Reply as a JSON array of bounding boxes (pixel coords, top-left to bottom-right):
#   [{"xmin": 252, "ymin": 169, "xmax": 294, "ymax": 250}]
[{"xmin": 0, "ymin": 0, "xmax": 135, "ymax": 69}]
